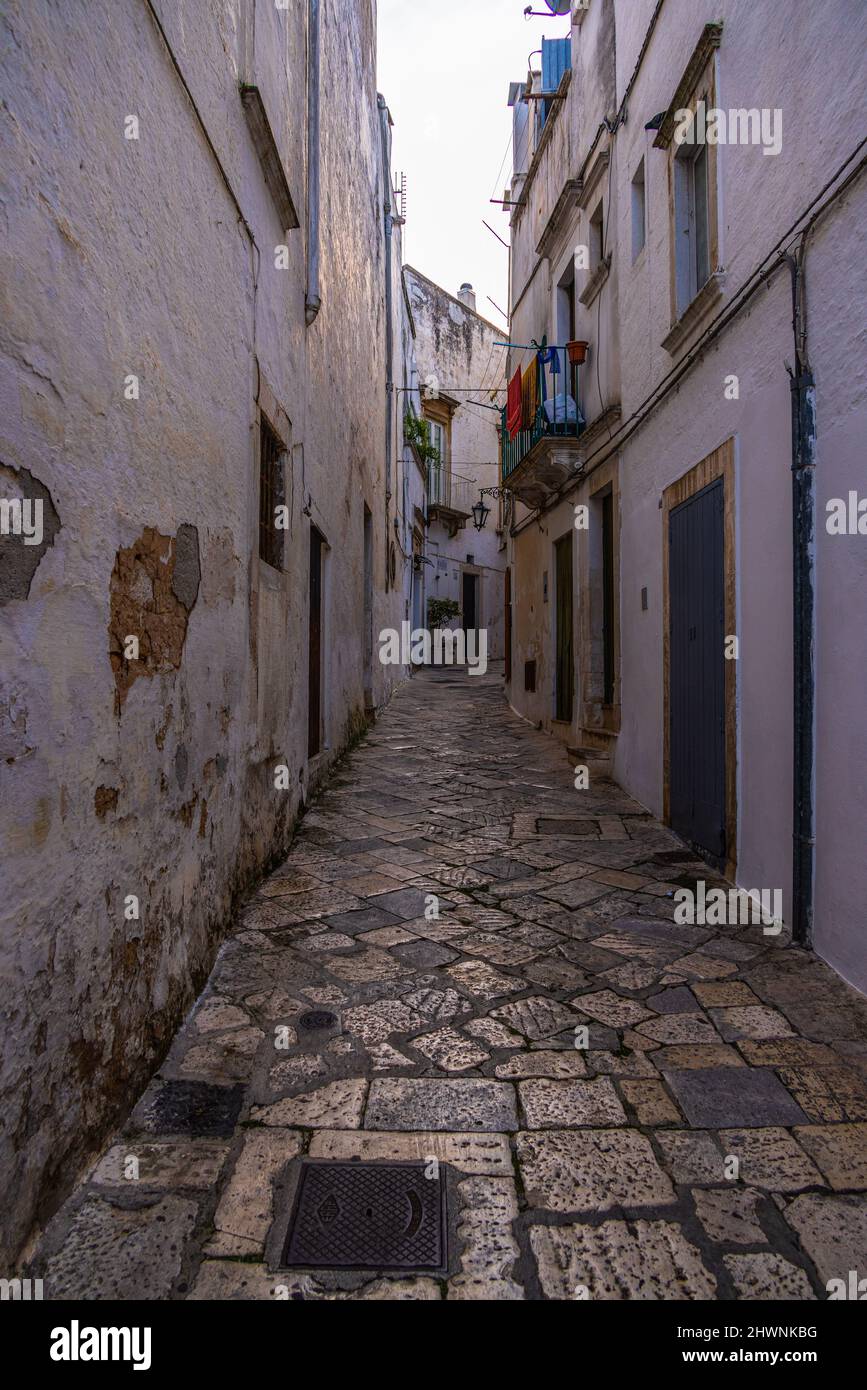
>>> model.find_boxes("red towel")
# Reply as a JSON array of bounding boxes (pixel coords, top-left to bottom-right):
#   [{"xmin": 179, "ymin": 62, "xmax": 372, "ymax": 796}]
[{"xmin": 507, "ymin": 367, "xmax": 522, "ymax": 440}]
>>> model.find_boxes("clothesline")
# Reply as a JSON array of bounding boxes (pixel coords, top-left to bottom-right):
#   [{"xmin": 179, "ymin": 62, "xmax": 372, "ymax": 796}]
[{"xmin": 494, "ymin": 341, "xmax": 569, "ymax": 350}]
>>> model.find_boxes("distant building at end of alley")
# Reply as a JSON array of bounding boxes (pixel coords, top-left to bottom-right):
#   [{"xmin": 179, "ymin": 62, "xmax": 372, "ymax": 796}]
[{"xmin": 405, "ymin": 267, "xmax": 508, "ymax": 660}]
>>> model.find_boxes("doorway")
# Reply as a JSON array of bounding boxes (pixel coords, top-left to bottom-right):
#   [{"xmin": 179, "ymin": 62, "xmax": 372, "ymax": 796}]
[
  {"xmin": 363, "ymin": 505, "xmax": 373, "ymax": 705},
  {"xmin": 308, "ymin": 524, "xmax": 324, "ymax": 757},
  {"xmin": 504, "ymin": 566, "xmax": 512, "ymax": 683},
  {"xmin": 668, "ymin": 478, "xmax": 725, "ymax": 860},
  {"xmin": 554, "ymin": 533, "xmax": 573, "ymax": 721},
  {"xmin": 462, "ymin": 571, "xmax": 478, "ymax": 634}
]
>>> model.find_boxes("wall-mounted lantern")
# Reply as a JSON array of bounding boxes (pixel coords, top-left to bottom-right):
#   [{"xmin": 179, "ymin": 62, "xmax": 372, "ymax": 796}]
[{"xmin": 472, "ymin": 496, "xmax": 491, "ymax": 531}]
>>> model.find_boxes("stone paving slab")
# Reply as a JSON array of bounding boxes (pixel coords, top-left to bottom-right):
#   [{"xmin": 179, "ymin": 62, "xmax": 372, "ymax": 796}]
[
  {"xmin": 530, "ymin": 1220, "xmax": 717, "ymax": 1300},
  {"xmin": 308, "ymin": 1129, "xmax": 513, "ymax": 1174},
  {"xmin": 365, "ymin": 1078, "xmax": 518, "ymax": 1131},
  {"xmin": 28, "ymin": 670, "xmax": 867, "ymax": 1300},
  {"xmin": 662, "ymin": 1066, "xmax": 809, "ymax": 1128}
]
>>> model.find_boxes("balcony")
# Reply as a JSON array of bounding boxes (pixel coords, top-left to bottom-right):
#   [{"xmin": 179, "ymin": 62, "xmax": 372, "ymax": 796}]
[
  {"xmin": 427, "ymin": 464, "xmax": 476, "ymax": 537},
  {"xmin": 501, "ymin": 346, "xmax": 585, "ymax": 509}
]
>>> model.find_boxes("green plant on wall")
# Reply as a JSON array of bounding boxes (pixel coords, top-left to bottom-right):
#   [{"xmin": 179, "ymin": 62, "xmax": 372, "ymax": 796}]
[
  {"xmin": 404, "ymin": 411, "xmax": 440, "ymax": 466},
  {"xmin": 427, "ymin": 597, "xmax": 460, "ymax": 630}
]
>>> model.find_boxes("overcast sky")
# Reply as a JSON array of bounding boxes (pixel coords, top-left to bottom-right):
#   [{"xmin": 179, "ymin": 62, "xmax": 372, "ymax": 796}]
[{"xmin": 376, "ymin": 0, "xmax": 571, "ymax": 332}]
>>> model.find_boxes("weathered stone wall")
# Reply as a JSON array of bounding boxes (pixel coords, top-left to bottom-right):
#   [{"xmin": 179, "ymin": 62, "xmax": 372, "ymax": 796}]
[{"xmin": 0, "ymin": 0, "xmax": 404, "ymax": 1263}]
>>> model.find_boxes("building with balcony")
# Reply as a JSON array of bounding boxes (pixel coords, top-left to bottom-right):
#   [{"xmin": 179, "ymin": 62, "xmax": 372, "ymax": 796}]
[
  {"xmin": 499, "ymin": 0, "xmax": 867, "ymax": 992},
  {"xmin": 405, "ymin": 268, "xmax": 508, "ymax": 660}
]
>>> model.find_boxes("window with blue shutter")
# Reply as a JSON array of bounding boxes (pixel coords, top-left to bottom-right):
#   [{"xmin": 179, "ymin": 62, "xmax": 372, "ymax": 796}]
[
  {"xmin": 539, "ymin": 37, "xmax": 570, "ymax": 135},
  {"xmin": 541, "ymin": 37, "xmax": 571, "ymax": 93}
]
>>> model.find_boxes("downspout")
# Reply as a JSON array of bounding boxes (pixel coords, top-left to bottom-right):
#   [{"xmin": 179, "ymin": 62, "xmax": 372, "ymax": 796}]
[
  {"xmin": 305, "ymin": 0, "xmax": 321, "ymax": 325},
  {"xmin": 378, "ymin": 95, "xmax": 394, "ymax": 588},
  {"xmin": 785, "ymin": 238, "xmax": 816, "ymax": 947}
]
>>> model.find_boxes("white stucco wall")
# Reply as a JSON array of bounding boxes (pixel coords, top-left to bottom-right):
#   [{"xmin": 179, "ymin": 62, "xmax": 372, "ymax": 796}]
[{"xmin": 502, "ymin": 0, "xmax": 867, "ymax": 989}]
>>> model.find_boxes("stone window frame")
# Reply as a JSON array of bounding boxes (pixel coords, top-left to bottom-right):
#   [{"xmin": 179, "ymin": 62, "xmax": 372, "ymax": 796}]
[
  {"xmin": 654, "ymin": 23, "xmax": 725, "ymax": 353},
  {"xmin": 422, "ymin": 394, "xmax": 457, "ymax": 500},
  {"xmin": 577, "ymin": 148, "xmax": 613, "ymax": 311}
]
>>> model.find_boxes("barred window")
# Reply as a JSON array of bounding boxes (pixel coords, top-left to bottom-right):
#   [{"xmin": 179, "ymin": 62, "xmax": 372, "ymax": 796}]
[{"xmin": 258, "ymin": 416, "xmax": 284, "ymax": 570}]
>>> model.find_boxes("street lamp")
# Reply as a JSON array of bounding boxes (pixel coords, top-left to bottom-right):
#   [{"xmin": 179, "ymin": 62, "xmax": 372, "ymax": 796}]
[
  {"xmin": 473, "ymin": 486, "xmax": 510, "ymax": 531},
  {"xmin": 472, "ymin": 496, "xmax": 491, "ymax": 531}
]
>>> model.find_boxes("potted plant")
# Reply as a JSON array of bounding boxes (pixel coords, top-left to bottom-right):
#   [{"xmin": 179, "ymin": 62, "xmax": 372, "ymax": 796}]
[
  {"xmin": 427, "ymin": 597, "xmax": 460, "ymax": 631},
  {"xmin": 404, "ymin": 411, "xmax": 440, "ymax": 466},
  {"xmin": 566, "ymin": 339, "xmax": 589, "ymax": 365}
]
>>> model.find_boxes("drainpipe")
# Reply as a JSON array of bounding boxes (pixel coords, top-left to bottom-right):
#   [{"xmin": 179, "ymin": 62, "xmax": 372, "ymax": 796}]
[
  {"xmin": 305, "ymin": 0, "xmax": 321, "ymax": 325},
  {"xmin": 785, "ymin": 239, "xmax": 816, "ymax": 947},
  {"xmin": 378, "ymin": 94, "xmax": 394, "ymax": 588}
]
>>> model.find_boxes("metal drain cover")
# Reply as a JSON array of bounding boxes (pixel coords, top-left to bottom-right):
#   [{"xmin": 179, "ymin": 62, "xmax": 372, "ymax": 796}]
[
  {"xmin": 536, "ymin": 817, "xmax": 598, "ymax": 837},
  {"xmin": 297, "ymin": 1010, "xmax": 337, "ymax": 1031},
  {"xmin": 282, "ymin": 1161, "xmax": 447, "ymax": 1271}
]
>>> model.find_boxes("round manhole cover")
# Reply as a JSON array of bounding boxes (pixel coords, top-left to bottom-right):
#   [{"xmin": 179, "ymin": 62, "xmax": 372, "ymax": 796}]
[{"xmin": 298, "ymin": 1010, "xmax": 337, "ymax": 1032}]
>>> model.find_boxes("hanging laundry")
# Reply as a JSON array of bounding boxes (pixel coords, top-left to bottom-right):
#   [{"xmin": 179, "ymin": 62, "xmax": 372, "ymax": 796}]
[
  {"xmin": 538, "ymin": 344, "xmax": 561, "ymax": 377},
  {"xmin": 521, "ymin": 354, "xmax": 538, "ymax": 428},
  {"xmin": 506, "ymin": 366, "xmax": 523, "ymax": 440},
  {"xmin": 536, "ymin": 351, "xmax": 548, "ymax": 405}
]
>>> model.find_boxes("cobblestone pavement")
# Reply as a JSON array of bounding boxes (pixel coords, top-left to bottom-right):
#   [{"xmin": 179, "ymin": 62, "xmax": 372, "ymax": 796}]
[{"xmin": 33, "ymin": 670, "xmax": 867, "ymax": 1300}]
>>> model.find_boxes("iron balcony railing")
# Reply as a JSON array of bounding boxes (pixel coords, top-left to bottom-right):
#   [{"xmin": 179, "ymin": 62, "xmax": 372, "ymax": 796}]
[
  {"xmin": 427, "ymin": 463, "xmax": 476, "ymax": 517},
  {"xmin": 501, "ymin": 344, "xmax": 584, "ymax": 484}
]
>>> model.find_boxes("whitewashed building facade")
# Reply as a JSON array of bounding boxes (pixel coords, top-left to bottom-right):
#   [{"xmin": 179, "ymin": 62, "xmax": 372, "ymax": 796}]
[{"xmin": 500, "ymin": 0, "xmax": 867, "ymax": 990}]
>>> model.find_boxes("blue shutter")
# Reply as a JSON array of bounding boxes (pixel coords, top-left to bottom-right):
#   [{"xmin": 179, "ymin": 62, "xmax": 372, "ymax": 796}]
[
  {"xmin": 541, "ymin": 37, "xmax": 571, "ymax": 93},
  {"xmin": 513, "ymin": 99, "xmax": 530, "ymax": 176}
]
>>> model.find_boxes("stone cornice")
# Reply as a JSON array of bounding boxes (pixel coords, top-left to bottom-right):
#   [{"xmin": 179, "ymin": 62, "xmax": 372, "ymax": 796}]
[
  {"xmin": 653, "ymin": 23, "xmax": 724, "ymax": 150},
  {"xmin": 661, "ymin": 272, "xmax": 727, "ymax": 355},
  {"xmin": 536, "ymin": 178, "xmax": 582, "ymax": 259},
  {"xmin": 577, "ymin": 147, "xmax": 610, "ymax": 211}
]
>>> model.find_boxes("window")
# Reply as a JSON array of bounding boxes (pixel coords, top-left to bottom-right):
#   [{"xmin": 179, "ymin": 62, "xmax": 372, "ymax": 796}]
[
  {"xmin": 428, "ymin": 421, "xmax": 446, "ymax": 467},
  {"xmin": 631, "ymin": 157, "xmax": 646, "ymax": 262},
  {"xmin": 674, "ymin": 137, "xmax": 710, "ymax": 314},
  {"xmin": 589, "ymin": 199, "xmax": 604, "ymax": 270},
  {"xmin": 423, "ymin": 408, "xmax": 452, "ymax": 506},
  {"xmin": 653, "ymin": 23, "xmax": 723, "ymax": 346},
  {"xmin": 538, "ymin": 36, "xmax": 571, "ymax": 139},
  {"xmin": 258, "ymin": 415, "xmax": 284, "ymax": 570},
  {"xmin": 556, "ymin": 260, "xmax": 576, "ymax": 344},
  {"xmin": 427, "ymin": 422, "xmax": 446, "ymax": 503}
]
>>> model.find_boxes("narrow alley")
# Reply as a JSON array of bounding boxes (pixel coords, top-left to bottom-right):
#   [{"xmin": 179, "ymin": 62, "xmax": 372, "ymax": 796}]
[
  {"xmin": 32, "ymin": 670, "xmax": 867, "ymax": 1301},
  {"xmin": 3, "ymin": 0, "xmax": 867, "ymax": 1337}
]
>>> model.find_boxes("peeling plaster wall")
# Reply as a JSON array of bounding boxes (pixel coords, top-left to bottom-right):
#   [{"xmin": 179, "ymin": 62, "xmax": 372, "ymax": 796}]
[
  {"xmin": 0, "ymin": 0, "xmax": 401, "ymax": 1263},
  {"xmin": 504, "ymin": 0, "xmax": 867, "ymax": 987},
  {"xmin": 405, "ymin": 267, "xmax": 507, "ymax": 658}
]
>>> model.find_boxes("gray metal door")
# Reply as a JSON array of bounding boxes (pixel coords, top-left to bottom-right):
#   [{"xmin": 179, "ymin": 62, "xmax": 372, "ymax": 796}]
[{"xmin": 669, "ymin": 479, "xmax": 726, "ymax": 861}]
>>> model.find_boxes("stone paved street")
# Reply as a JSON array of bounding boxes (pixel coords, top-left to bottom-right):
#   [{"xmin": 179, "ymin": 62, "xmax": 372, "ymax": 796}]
[{"xmin": 33, "ymin": 670, "xmax": 867, "ymax": 1300}]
